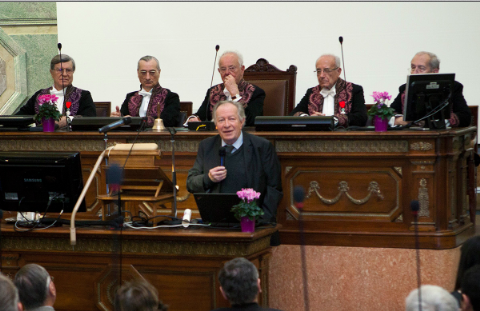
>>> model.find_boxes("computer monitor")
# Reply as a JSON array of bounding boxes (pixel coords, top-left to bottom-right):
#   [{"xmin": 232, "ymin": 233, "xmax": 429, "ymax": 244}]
[
  {"xmin": 0, "ymin": 151, "xmax": 86, "ymax": 213},
  {"xmin": 403, "ymin": 73, "xmax": 455, "ymax": 129},
  {"xmin": 0, "ymin": 115, "xmax": 35, "ymax": 131}
]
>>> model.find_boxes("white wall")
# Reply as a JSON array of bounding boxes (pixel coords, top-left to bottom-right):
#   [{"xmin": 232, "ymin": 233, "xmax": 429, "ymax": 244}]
[{"xmin": 57, "ymin": 2, "xmax": 480, "ymax": 114}]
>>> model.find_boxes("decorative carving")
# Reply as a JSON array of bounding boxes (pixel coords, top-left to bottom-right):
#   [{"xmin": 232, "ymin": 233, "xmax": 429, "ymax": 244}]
[
  {"xmin": 410, "ymin": 142, "xmax": 433, "ymax": 151},
  {"xmin": 452, "ymin": 137, "xmax": 463, "ymax": 152},
  {"xmin": 394, "ymin": 167, "xmax": 402, "ymax": 176},
  {"xmin": 0, "ymin": 139, "xmax": 106, "ymax": 151},
  {"xmin": 410, "ymin": 160, "xmax": 435, "ymax": 165},
  {"xmin": 418, "ymin": 178, "xmax": 430, "ymax": 217},
  {"xmin": 394, "ymin": 214, "xmax": 403, "ymax": 222},
  {"xmin": 286, "ymin": 211, "xmax": 295, "ymax": 220},
  {"xmin": 276, "ymin": 140, "xmax": 408, "ymax": 153},
  {"xmin": 244, "ymin": 58, "xmax": 297, "ymax": 74},
  {"xmin": 155, "ymin": 140, "xmax": 199, "ymax": 152},
  {"xmin": 304, "ymin": 180, "xmax": 384, "ymax": 205},
  {"xmin": 285, "ymin": 166, "xmax": 292, "ymax": 175},
  {"xmin": 0, "ymin": 57, "xmax": 6, "ymax": 96}
]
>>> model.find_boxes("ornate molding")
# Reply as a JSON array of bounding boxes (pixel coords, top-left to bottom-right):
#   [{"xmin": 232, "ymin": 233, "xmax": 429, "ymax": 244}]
[
  {"xmin": 394, "ymin": 167, "xmax": 402, "ymax": 176},
  {"xmin": 155, "ymin": 140, "xmax": 199, "ymax": 153},
  {"xmin": 410, "ymin": 142, "xmax": 433, "ymax": 151},
  {"xmin": 418, "ymin": 178, "xmax": 430, "ymax": 217},
  {"xmin": 276, "ymin": 140, "xmax": 408, "ymax": 153},
  {"xmin": 394, "ymin": 214, "xmax": 403, "ymax": 223},
  {"xmin": 305, "ymin": 180, "xmax": 384, "ymax": 205},
  {"xmin": 285, "ymin": 166, "xmax": 292, "ymax": 175},
  {"xmin": 244, "ymin": 58, "xmax": 297, "ymax": 74},
  {"xmin": 410, "ymin": 160, "xmax": 435, "ymax": 165},
  {"xmin": 0, "ymin": 139, "xmax": 106, "ymax": 151}
]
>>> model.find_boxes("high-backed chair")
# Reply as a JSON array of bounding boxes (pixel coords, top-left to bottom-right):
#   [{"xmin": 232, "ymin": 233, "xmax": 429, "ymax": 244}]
[
  {"xmin": 244, "ymin": 58, "xmax": 297, "ymax": 116},
  {"xmin": 94, "ymin": 102, "xmax": 111, "ymax": 117}
]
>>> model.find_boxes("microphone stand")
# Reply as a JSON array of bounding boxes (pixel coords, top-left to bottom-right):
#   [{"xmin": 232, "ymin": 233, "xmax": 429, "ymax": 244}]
[{"xmin": 168, "ymin": 127, "xmax": 178, "ymax": 218}]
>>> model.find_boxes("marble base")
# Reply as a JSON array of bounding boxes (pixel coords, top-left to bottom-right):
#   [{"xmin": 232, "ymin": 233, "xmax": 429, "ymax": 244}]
[{"xmin": 268, "ymin": 245, "xmax": 460, "ymax": 311}]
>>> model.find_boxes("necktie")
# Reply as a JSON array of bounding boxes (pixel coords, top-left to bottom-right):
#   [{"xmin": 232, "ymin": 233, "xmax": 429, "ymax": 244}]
[{"xmin": 225, "ymin": 145, "xmax": 234, "ymax": 153}]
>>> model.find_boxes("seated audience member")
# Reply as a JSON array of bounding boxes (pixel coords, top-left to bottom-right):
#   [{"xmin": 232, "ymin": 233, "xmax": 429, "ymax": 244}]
[
  {"xmin": 391, "ymin": 51, "xmax": 471, "ymax": 127},
  {"xmin": 114, "ymin": 279, "xmax": 167, "ymax": 311},
  {"xmin": 460, "ymin": 265, "xmax": 480, "ymax": 311},
  {"xmin": 452, "ymin": 236, "xmax": 480, "ymax": 304},
  {"xmin": 0, "ymin": 273, "xmax": 23, "ymax": 311},
  {"xmin": 405, "ymin": 285, "xmax": 459, "ymax": 311},
  {"xmin": 213, "ymin": 257, "xmax": 283, "ymax": 311},
  {"xmin": 14, "ymin": 264, "xmax": 56, "ymax": 311},
  {"xmin": 187, "ymin": 51, "xmax": 265, "ymax": 126},
  {"xmin": 290, "ymin": 54, "xmax": 367, "ymax": 127},
  {"xmin": 111, "ymin": 55, "xmax": 180, "ymax": 127},
  {"xmin": 16, "ymin": 54, "xmax": 96, "ymax": 128},
  {"xmin": 186, "ymin": 100, "xmax": 282, "ymax": 224}
]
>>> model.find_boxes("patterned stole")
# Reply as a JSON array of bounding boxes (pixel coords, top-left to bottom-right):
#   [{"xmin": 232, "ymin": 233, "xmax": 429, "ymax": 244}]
[
  {"xmin": 127, "ymin": 84, "xmax": 168, "ymax": 126},
  {"xmin": 306, "ymin": 78, "xmax": 353, "ymax": 126},
  {"xmin": 208, "ymin": 79, "xmax": 255, "ymax": 114},
  {"xmin": 34, "ymin": 86, "xmax": 82, "ymax": 115},
  {"xmin": 400, "ymin": 90, "xmax": 458, "ymax": 126}
]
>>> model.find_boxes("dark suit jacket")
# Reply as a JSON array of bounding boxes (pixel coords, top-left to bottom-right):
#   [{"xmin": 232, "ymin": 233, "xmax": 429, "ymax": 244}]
[
  {"xmin": 212, "ymin": 302, "xmax": 282, "ymax": 311},
  {"xmin": 186, "ymin": 131, "xmax": 282, "ymax": 223},
  {"xmin": 391, "ymin": 81, "xmax": 471, "ymax": 127},
  {"xmin": 16, "ymin": 87, "xmax": 96, "ymax": 117}
]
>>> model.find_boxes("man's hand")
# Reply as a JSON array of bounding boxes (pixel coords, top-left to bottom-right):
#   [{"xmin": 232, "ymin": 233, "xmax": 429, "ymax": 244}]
[
  {"xmin": 56, "ymin": 116, "xmax": 68, "ymax": 128},
  {"xmin": 311, "ymin": 111, "xmax": 325, "ymax": 116},
  {"xmin": 111, "ymin": 106, "xmax": 121, "ymax": 117},
  {"xmin": 394, "ymin": 116, "xmax": 410, "ymax": 126},
  {"xmin": 208, "ymin": 166, "xmax": 227, "ymax": 183},
  {"xmin": 224, "ymin": 75, "xmax": 239, "ymax": 97},
  {"xmin": 187, "ymin": 116, "xmax": 201, "ymax": 122}
]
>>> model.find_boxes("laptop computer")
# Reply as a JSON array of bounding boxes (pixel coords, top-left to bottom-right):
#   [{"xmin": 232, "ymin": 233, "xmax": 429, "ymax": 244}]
[{"xmin": 193, "ymin": 193, "xmax": 241, "ymax": 226}]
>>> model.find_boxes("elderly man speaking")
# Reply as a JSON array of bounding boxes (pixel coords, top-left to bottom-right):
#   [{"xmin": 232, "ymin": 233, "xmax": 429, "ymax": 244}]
[{"xmin": 291, "ymin": 54, "xmax": 367, "ymax": 127}]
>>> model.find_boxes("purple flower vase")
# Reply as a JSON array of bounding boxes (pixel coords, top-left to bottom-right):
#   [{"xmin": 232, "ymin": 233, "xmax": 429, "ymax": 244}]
[
  {"xmin": 374, "ymin": 116, "xmax": 388, "ymax": 132},
  {"xmin": 240, "ymin": 216, "xmax": 255, "ymax": 233},
  {"xmin": 42, "ymin": 118, "xmax": 55, "ymax": 132}
]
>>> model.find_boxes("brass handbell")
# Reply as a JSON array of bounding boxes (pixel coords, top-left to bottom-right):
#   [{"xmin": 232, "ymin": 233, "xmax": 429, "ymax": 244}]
[{"xmin": 152, "ymin": 118, "xmax": 166, "ymax": 131}]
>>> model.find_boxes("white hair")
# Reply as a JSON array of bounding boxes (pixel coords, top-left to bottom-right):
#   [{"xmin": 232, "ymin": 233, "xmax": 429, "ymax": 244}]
[
  {"xmin": 218, "ymin": 51, "xmax": 244, "ymax": 67},
  {"xmin": 316, "ymin": 54, "xmax": 341, "ymax": 68},
  {"xmin": 405, "ymin": 285, "xmax": 459, "ymax": 311}
]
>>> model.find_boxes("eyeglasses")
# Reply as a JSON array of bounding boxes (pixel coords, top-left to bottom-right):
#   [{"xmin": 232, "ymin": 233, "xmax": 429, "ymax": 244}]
[
  {"xmin": 219, "ymin": 66, "xmax": 237, "ymax": 73},
  {"xmin": 54, "ymin": 68, "xmax": 73, "ymax": 74},
  {"xmin": 314, "ymin": 67, "xmax": 339, "ymax": 75},
  {"xmin": 139, "ymin": 70, "xmax": 158, "ymax": 76},
  {"xmin": 410, "ymin": 66, "xmax": 429, "ymax": 73}
]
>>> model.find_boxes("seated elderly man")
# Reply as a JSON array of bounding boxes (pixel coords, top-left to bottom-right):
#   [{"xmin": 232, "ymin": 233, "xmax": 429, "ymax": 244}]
[
  {"xmin": 0, "ymin": 273, "xmax": 23, "ymax": 311},
  {"xmin": 111, "ymin": 55, "xmax": 180, "ymax": 127},
  {"xmin": 14, "ymin": 264, "xmax": 56, "ymax": 311},
  {"xmin": 212, "ymin": 257, "xmax": 283, "ymax": 311},
  {"xmin": 391, "ymin": 51, "xmax": 471, "ymax": 127},
  {"xmin": 114, "ymin": 279, "xmax": 168, "ymax": 311},
  {"xmin": 290, "ymin": 54, "xmax": 367, "ymax": 127},
  {"xmin": 186, "ymin": 100, "xmax": 282, "ymax": 225},
  {"xmin": 16, "ymin": 54, "xmax": 96, "ymax": 128},
  {"xmin": 187, "ymin": 51, "xmax": 265, "ymax": 126},
  {"xmin": 405, "ymin": 285, "xmax": 459, "ymax": 311}
]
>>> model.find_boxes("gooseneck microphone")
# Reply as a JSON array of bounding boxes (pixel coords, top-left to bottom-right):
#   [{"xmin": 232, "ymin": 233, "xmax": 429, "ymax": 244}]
[
  {"xmin": 294, "ymin": 185, "xmax": 310, "ymax": 311},
  {"xmin": 338, "ymin": 36, "xmax": 347, "ymax": 83},
  {"xmin": 219, "ymin": 147, "xmax": 226, "ymax": 166},
  {"xmin": 411, "ymin": 200, "xmax": 423, "ymax": 311},
  {"xmin": 205, "ymin": 45, "xmax": 220, "ymax": 121},
  {"xmin": 99, "ymin": 117, "xmax": 132, "ymax": 133},
  {"xmin": 57, "ymin": 42, "xmax": 69, "ymax": 131}
]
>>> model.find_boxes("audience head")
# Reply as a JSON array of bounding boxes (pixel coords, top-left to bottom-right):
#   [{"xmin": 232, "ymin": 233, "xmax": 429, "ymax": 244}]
[
  {"xmin": 218, "ymin": 51, "xmax": 245, "ymax": 85},
  {"xmin": 461, "ymin": 265, "xmax": 480, "ymax": 311},
  {"xmin": 315, "ymin": 54, "xmax": 342, "ymax": 90},
  {"xmin": 212, "ymin": 101, "xmax": 246, "ymax": 145},
  {"xmin": 114, "ymin": 279, "xmax": 167, "ymax": 311},
  {"xmin": 410, "ymin": 51, "xmax": 440, "ymax": 74},
  {"xmin": 49, "ymin": 54, "xmax": 75, "ymax": 89},
  {"xmin": 405, "ymin": 285, "xmax": 459, "ymax": 311},
  {"xmin": 14, "ymin": 264, "xmax": 55, "ymax": 310},
  {"xmin": 137, "ymin": 55, "xmax": 161, "ymax": 92},
  {"xmin": 455, "ymin": 236, "xmax": 480, "ymax": 291},
  {"xmin": 218, "ymin": 257, "xmax": 261, "ymax": 306},
  {"xmin": 0, "ymin": 273, "xmax": 22, "ymax": 311}
]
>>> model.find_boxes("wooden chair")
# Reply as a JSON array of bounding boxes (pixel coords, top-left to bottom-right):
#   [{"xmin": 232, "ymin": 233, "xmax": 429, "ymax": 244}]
[
  {"xmin": 95, "ymin": 102, "xmax": 111, "ymax": 117},
  {"xmin": 180, "ymin": 101, "xmax": 192, "ymax": 116},
  {"xmin": 244, "ymin": 58, "xmax": 297, "ymax": 116}
]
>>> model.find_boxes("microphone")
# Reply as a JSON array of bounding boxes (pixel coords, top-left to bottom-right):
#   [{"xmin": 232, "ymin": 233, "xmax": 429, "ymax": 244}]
[
  {"xmin": 219, "ymin": 147, "xmax": 226, "ymax": 166},
  {"xmin": 411, "ymin": 200, "xmax": 423, "ymax": 310},
  {"xmin": 206, "ymin": 44, "xmax": 220, "ymax": 121},
  {"xmin": 99, "ymin": 116, "xmax": 132, "ymax": 133},
  {"xmin": 294, "ymin": 185, "xmax": 309, "ymax": 311},
  {"xmin": 167, "ymin": 127, "xmax": 176, "ymax": 136},
  {"xmin": 57, "ymin": 42, "xmax": 69, "ymax": 130},
  {"xmin": 338, "ymin": 36, "xmax": 347, "ymax": 83}
]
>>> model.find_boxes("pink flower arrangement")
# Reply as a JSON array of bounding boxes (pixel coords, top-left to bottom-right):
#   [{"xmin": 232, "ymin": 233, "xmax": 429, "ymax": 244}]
[
  {"xmin": 371, "ymin": 92, "xmax": 392, "ymax": 105},
  {"xmin": 367, "ymin": 91, "xmax": 395, "ymax": 120},
  {"xmin": 231, "ymin": 188, "xmax": 264, "ymax": 221},
  {"xmin": 34, "ymin": 94, "xmax": 62, "ymax": 123},
  {"xmin": 237, "ymin": 188, "xmax": 261, "ymax": 203},
  {"xmin": 38, "ymin": 94, "xmax": 59, "ymax": 105}
]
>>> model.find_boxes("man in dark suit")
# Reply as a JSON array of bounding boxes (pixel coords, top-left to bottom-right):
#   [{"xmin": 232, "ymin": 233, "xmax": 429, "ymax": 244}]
[
  {"xmin": 391, "ymin": 51, "xmax": 471, "ymax": 127},
  {"xmin": 186, "ymin": 100, "xmax": 282, "ymax": 224},
  {"xmin": 291, "ymin": 54, "xmax": 367, "ymax": 127},
  {"xmin": 211, "ymin": 257, "xmax": 283, "ymax": 311},
  {"xmin": 187, "ymin": 51, "xmax": 265, "ymax": 126},
  {"xmin": 14, "ymin": 264, "xmax": 56, "ymax": 311}
]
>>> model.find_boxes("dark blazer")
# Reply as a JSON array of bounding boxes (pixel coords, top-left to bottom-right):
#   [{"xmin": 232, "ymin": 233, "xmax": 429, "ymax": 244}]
[
  {"xmin": 16, "ymin": 87, "xmax": 96, "ymax": 117},
  {"xmin": 186, "ymin": 131, "xmax": 282, "ymax": 222},
  {"xmin": 391, "ymin": 81, "xmax": 471, "ymax": 127},
  {"xmin": 212, "ymin": 302, "xmax": 282, "ymax": 311}
]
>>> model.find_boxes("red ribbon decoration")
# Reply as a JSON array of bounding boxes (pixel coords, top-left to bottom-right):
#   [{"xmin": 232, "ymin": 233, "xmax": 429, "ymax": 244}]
[
  {"xmin": 66, "ymin": 101, "xmax": 72, "ymax": 109},
  {"xmin": 339, "ymin": 101, "xmax": 346, "ymax": 108}
]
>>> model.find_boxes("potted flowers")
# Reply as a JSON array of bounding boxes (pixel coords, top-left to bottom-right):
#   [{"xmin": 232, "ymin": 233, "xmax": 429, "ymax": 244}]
[
  {"xmin": 367, "ymin": 91, "xmax": 395, "ymax": 132},
  {"xmin": 231, "ymin": 188, "xmax": 264, "ymax": 233},
  {"xmin": 33, "ymin": 94, "xmax": 61, "ymax": 132}
]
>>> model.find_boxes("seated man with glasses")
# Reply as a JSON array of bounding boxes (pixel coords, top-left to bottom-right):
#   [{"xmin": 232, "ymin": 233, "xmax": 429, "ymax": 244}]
[
  {"xmin": 291, "ymin": 54, "xmax": 367, "ymax": 127},
  {"xmin": 391, "ymin": 51, "xmax": 471, "ymax": 127},
  {"xmin": 187, "ymin": 51, "xmax": 265, "ymax": 126},
  {"xmin": 111, "ymin": 55, "xmax": 180, "ymax": 127},
  {"xmin": 16, "ymin": 54, "xmax": 96, "ymax": 128}
]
